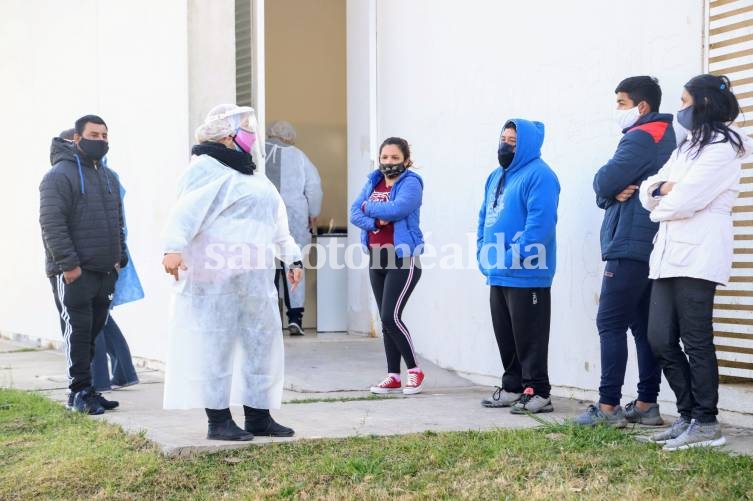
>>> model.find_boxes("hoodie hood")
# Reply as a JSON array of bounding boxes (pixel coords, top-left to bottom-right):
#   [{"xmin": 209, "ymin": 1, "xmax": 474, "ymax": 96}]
[
  {"xmin": 499, "ymin": 118, "xmax": 545, "ymax": 174},
  {"xmin": 49, "ymin": 137, "xmax": 77, "ymax": 166}
]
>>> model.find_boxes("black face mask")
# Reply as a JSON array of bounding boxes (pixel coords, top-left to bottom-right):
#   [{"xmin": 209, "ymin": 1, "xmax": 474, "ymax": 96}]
[
  {"xmin": 498, "ymin": 142, "xmax": 515, "ymax": 168},
  {"xmin": 78, "ymin": 138, "xmax": 109, "ymax": 161},
  {"xmin": 379, "ymin": 162, "xmax": 406, "ymax": 179}
]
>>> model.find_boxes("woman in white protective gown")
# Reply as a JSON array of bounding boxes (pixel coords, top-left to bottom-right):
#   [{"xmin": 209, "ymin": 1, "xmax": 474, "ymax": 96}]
[{"xmin": 161, "ymin": 104, "xmax": 303, "ymax": 441}]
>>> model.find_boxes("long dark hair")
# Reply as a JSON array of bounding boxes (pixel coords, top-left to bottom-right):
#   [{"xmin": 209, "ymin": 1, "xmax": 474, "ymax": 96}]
[
  {"xmin": 379, "ymin": 137, "xmax": 413, "ymax": 167},
  {"xmin": 681, "ymin": 74, "xmax": 744, "ymax": 159}
]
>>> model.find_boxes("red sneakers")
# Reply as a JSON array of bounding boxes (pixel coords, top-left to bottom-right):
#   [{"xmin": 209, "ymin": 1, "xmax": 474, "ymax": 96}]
[
  {"xmin": 403, "ymin": 369, "xmax": 425, "ymax": 395},
  {"xmin": 370, "ymin": 375, "xmax": 402, "ymax": 394}
]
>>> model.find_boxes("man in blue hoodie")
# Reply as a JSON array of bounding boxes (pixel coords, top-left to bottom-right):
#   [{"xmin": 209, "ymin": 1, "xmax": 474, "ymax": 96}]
[
  {"xmin": 575, "ymin": 76, "xmax": 676, "ymax": 427},
  {"xmin": 477, "ymin": 119, "xmax": 560, "ymax": 414}
]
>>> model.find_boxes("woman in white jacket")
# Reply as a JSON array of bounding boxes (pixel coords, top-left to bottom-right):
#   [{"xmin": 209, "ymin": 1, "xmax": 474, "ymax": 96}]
[{"xmin": 639, "ymin": 74, "xmax": 753, "ymax": 451}]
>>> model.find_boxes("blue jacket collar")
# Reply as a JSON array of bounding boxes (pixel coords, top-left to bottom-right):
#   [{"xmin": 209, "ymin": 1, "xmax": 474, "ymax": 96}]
[{"xmin": 622, "ymin": 112, "xmax": 674, "ymax": 133}]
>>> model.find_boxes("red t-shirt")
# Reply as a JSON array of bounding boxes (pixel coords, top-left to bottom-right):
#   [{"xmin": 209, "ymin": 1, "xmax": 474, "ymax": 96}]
[{"xmin": 367, "ymin": 179, "xmax": 394, "ymax": 247}]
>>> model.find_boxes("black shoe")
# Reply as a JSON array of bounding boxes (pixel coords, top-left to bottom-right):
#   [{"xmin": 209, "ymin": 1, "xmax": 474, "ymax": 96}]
[
  {"xmin": 287, "ymin": 321, "xmax": 304, "ymax": 336},
  {"xmin": 244, "ymin": 407, "xmax": 295, "ymax": 437},
  {"xmin": 207, "ymin": 419, "xmax": 255, "ymax": 441},
  {"xmin": 72, "ymin": 388, "xmax": 105, "ymax": 415},
  {"xmin": 93, "ymin": 391, "xmax": 119, "ymax": 410},
  {"xmin": 66, "ymin": 392, "xmax": 74, "ymax": 410}
]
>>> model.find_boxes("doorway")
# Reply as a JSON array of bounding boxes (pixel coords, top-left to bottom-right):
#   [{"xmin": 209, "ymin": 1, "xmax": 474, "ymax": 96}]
[{"xmin": 264, "ymin": 0, "xmax": 348, "ymax": 330}]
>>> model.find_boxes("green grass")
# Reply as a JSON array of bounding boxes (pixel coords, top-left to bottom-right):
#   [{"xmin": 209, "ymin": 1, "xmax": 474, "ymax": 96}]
[
  {"xmin": 0, "ymin": 347, "xmax": 40, "ymax": 354},
  {"xmin": 286, "ymin": 394, "xmax": 393, "ymax": 405},
  {"xmin": 1, "ymin": 388, "xmax": 753, "ymax": 500}
]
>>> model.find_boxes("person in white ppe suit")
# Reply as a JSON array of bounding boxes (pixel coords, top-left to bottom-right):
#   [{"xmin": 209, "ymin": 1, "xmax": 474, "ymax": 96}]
[
  {"xmin": 162, "ymin": 104, "xmax": 303, "ymax": 441},
  {"xmin": 265, "ymin": 120, "xmax": 323, "ymax": 335}
]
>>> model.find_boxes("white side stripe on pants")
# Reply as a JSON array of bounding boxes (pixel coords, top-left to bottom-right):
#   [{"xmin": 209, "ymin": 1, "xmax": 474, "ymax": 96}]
[
  {"xmin": 393, "ymin": 256, "xmax": 416, "ymax": 358},
  {"xmin": 55, "ymin": 274, "xmax": 73, "ymax": 384}
]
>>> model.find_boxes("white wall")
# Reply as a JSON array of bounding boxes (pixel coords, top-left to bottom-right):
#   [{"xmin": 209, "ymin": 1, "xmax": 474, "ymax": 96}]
[
  {"xmin": 0, "ymin": 0, "xmax": 235, "ymax": 362},
  {"xmin": 346, "ymin": 0, "xmax": 379, "ymax": 335},
  {"xmin": 372, "ymin": 0, "xmax": 704, "ymax": 397}
]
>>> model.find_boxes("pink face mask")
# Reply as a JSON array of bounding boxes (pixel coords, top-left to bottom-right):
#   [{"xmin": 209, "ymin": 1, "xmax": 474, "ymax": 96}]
[{"xmin": 234, "ymin": 128, "xmax": 257, "ymax": 153}]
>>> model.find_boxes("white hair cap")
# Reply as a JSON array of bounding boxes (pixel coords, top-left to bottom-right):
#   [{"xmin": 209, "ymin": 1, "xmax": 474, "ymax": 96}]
[
  {"xmin": 195, "ymin": 104, "xmax": 256, "ymax": 143},
  {"xmin": 267, "ymin": 120, "xmax": 296, "ymax": 144}
]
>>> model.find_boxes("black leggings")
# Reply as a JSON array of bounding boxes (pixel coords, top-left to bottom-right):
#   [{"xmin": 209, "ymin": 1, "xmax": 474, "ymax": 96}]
[{"xmin": 369, "ymin": 247, "xmax": 422, "ymax": 373}]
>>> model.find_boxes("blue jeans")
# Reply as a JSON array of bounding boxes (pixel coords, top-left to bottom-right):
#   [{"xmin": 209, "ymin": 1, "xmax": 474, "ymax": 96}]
[
  {"xmin": 91, "ymin": 316, "xmax": 139, "ymax": 391},
  {"xmin": 597, "ymin": 259, "xmax": 661, "ymax": 406}
]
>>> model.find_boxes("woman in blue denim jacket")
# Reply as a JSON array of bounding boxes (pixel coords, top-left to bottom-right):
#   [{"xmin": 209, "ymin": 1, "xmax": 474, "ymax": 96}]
[{"xmin": 350, "ymin": 137, "xmax": 425, "ymax": 396}]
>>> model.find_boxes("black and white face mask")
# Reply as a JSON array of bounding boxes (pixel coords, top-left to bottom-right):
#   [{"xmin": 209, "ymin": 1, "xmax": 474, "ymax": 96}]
[{"xmin": 379, "ymin": 162, "xmax": 406, "ymax": 179}]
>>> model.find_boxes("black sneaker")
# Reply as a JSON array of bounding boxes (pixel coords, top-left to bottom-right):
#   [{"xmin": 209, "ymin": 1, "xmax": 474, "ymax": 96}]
[
  {"xmin": 93, "ymin": 391, "xmax": 119, "ymax": 410},
  {"xmin": 287, "ymin": 321, "xmax": 304, "ymax": 336},
  {"xmin": 245, "ymin": 408, "xmax": 295, "ymax": 437},
  {"xmin": 207, "ymin": 419, "xmax": 254, "ymax": 441},
  {"xmin": 72, "ymin": 388, "xmax": 105, "ymax": 415}
]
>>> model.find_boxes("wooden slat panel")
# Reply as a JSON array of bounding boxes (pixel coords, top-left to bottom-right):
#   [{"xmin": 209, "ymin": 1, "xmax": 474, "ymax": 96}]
[
  {"xmin": 714, "ymin": 302, "xmax": 753, "ymax": 310},
  {"xmin": 709, "ymin": 5, "xmax": 753, "ymax": 382},
  {"xmin": 715, "ymin": 343, "xmax": 753, "ymax": 355},
  {"xmin": 729, "ymin": 275, "xmax": 753, "ymax": 282},
  {"xmin": 710, "ymin": 18, "xmax": 753, "ymax": 36},
  {"xmin": 715, "ymin": 330, "xmax": 753, "ymax": 340},
  {"xmin": 710, "ymin": 47, "xmax": 753, "ymax": 64},
  {"xmin": 731, "ymin": 77, "xmax": 753, "ymax": 89},
  {"xmin": 710, "ymin": 0, "xmax": 746, "ymax": 9},
  {"xmin": 717, "ymin": 289, "xmax": 753, "ymax": 296},
  {"xmin": 714, "ymin": 316, "xmax": 753, "ymax": 325},
  {"xmin": 234, "ymin": 0, "xmax": 253, "ymax": 107},
  {"xmin": 720, "ymin": 375, "xmax": 753, "ymax": 383},
  {"xmin": 710, "ymin": 3, "xmax": 753, "ymax": 22},
  {"xmin": 718, "ymin": 359, "xmax": 753, "ymax": 370}
]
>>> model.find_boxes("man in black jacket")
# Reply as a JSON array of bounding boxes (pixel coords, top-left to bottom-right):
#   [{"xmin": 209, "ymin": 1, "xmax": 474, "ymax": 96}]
[{"xmin": 40, "ymin": 115, "xmax": 127, "ymax": 414}]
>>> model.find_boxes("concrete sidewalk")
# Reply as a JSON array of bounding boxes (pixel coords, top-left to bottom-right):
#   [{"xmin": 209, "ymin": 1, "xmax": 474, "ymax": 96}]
[{"xmin": 2, "ymin": 334, "xmax": 753, "ymax": 457}]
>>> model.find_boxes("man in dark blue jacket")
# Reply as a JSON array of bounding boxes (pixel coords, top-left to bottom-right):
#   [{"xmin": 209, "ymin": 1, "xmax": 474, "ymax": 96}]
[{"xmin": 575, "ymin": 76, "xmax": 676, "ymax": 427}]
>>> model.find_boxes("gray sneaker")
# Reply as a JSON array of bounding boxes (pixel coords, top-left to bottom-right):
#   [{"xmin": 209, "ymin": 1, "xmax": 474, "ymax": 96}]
[
  {"xmin": 649, "ymin": 417, "xmax": 691, "ymax": 444},
  {"xmin": 510, "ymin": 391, "xmax": 553, "ymax": 414},
  {"xmin": 573, "ymin": 404, "xmax": 627, "ymax": 428},
  {"xmin": 481, "ymin": 387, "xmax": 521, "ymax": 408},
  {"xmin": 624, "ymin": 400, "xmax": 664, "ymax": 426},
  {"xmin": 663, "ymin": 420, "xmax": 726, "ymax": 451}
]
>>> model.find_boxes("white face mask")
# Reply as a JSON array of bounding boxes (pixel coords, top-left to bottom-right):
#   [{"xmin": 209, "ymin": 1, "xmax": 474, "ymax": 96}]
[{"xmin": 614, "ymin": 106, "xmax": 641, "ymax": 131}]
